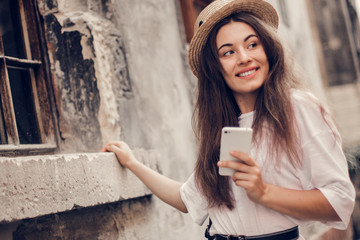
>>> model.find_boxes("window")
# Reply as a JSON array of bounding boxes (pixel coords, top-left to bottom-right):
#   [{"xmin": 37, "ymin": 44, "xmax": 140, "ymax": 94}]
[
  {"xmin": 178, "ymin": 0, "xmax": 214, "ymax": 43},
  {"xmin": 0, "ymin": 0, "xmax": 57, "ymax": 155}
]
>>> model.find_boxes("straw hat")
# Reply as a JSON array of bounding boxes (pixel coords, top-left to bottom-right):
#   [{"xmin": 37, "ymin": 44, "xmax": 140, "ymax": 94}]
[{"xmin": 188, "ymin": 0, "xmax": 279, "ymax": 78}]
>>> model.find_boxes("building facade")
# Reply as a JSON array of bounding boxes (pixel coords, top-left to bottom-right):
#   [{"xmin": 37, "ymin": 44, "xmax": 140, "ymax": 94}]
[{"xmin": 0, "ymin": 0, "xmax": 359, "ymax": 239}]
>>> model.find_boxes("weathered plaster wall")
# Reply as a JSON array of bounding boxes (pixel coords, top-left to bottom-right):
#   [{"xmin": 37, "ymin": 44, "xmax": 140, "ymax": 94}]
[
  {"xmin": 0, "ymin": 0, "xmax": 203, "ymax": 239},
  {"xmin": 0, "ymin": 152, "xmax": 157, "ymax": 223},
  {"xmin": 41, "ymin": 1, "xmax": 123, "ymax": 152},
  {"xmin": 12, "ymin": 197, "xmax": 156, "ymax": 240},
  {"xmin": 111, "ymin": 0, "xmax": 197, "ymax": 181},
  {"xmin": 0, "ymin": 152, "xmax": 163, "ymax": 240},
  {"xmin": 39, "ymin": 0, "xmax": 198, "ymax": 178},
  {"xmin": 108, "ymin": 0, "xmax": 203, "ymax": 237}
]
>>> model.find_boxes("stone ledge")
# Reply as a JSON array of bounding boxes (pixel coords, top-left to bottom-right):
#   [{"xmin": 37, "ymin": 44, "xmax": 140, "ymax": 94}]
[{"xmin": 0, "ymin": 150, "xmax": 160, "ymax": 223}]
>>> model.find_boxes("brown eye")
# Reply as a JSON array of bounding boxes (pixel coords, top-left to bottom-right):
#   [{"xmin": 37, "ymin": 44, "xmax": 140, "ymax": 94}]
[
  {"xmin": 248, "ymin": 42, "xmax": 258, "ymax": 49},
  {"xmin": 224, "ymin": 50, "xmax": 234, "ymax": 56}
]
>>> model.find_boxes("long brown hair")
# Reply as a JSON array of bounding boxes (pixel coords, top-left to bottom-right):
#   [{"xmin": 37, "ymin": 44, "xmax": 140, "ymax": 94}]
[{"xmin": 192, "ymin": 12, "xmax": 302, "ymax": 209}]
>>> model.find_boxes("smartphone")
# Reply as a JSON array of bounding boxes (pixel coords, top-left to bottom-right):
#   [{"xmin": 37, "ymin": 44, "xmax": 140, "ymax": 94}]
[{"xmin": 218, "ymin": 127, "xmax": 253, "ymax": 176}]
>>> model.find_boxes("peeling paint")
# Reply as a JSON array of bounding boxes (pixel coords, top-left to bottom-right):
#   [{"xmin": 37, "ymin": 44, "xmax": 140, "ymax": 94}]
[
  {"xmin": 0, "ymin": 0, "xmax": 202, "ymax": 239},
  {"xmin": 45, "ymin": 13, "xmax": 102, "ymax": 152}
]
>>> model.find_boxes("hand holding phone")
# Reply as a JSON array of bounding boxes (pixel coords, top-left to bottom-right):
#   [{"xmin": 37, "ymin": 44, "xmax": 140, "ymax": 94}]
[{"xmin": 218, "ymin": 127, "xmax": 253, "ymax": 176}]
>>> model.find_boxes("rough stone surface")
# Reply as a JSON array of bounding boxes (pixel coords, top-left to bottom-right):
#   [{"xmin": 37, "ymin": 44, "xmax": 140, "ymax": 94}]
[
  {"xmin": 11, "ymin": 197, "xmax": 157, "ymax": 240},
  {"xmin": 1, "ymin": 0, "xmax": 204, "ymax": 238},
  {"xmin": 0, "ymin": 151, "xmax": 158, "ymax": 223},
  {"xmin": 112, "ymin": 0, "xmax": 197, "ymax": 180},
  {"xmin": 44, "ymin": 13, "xmax": 103, "ymax": 153},
  {"xmin": 38, "ymin": 0, "xmax": 58, "ymax": 13}
]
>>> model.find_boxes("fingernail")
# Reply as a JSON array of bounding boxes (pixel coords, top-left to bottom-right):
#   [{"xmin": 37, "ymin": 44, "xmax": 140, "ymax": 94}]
[{"xmin": 217, "ymin": 161, "xmax": 223, "ymax": 167}]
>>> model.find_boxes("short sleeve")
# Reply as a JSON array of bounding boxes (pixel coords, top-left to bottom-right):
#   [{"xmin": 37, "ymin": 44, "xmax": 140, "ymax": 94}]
[
  {"xmin": 293, "ymin": 91, "xmax": 356, "ymax": 229},
  {"xmin": 180, "ymin": 173, "xmax": 209, "ymax": 225}
]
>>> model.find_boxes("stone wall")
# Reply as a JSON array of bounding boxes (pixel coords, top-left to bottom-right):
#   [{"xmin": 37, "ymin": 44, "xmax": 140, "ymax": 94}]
[{"xmin": 0, "ymin": 0, "xmax": 204, "ymax": 239}]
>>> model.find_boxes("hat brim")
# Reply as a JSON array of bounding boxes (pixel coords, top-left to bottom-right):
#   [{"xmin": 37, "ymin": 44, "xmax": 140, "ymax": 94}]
[{"xmin": 188, "ymin": 0, "xmax": 279, "ymax": 78}]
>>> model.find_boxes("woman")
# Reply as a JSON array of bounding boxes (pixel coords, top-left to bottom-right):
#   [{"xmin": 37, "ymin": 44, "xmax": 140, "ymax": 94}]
[{"xmin": 103, "ymin": 0, "xmax": 355, "ymax": 239}]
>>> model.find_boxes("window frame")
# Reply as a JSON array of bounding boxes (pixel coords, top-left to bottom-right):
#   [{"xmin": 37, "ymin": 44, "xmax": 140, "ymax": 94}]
[{"xmin": 0, "ymin": 0, "xmax": 58, "ymax": 156}]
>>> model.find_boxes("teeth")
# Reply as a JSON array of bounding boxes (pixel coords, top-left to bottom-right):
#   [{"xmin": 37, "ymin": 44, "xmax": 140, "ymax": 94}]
[{"xmin": 237, "ymin": 69, "xmax": 256, "ymax": 77}]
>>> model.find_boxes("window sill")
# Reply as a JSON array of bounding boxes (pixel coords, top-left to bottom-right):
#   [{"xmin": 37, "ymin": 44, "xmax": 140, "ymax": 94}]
[
  {"xmin": 0, "ymin": 144, "xmax": 57, "ymax": 156},
  {"xmin": 0, "ymin": 151, "xmax": 159, "ymax": 223}
]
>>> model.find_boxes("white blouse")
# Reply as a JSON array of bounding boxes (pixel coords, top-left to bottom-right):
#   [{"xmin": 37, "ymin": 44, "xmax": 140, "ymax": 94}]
[{"xmin": 180, "ymin": 90, "xmax": 355, "ymax": 236}]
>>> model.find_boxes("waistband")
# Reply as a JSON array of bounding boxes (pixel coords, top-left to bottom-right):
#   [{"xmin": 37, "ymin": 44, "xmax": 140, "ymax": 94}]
[{"xmin": 211, "ymin": 226, "xmax": 299, "ymax": 240}]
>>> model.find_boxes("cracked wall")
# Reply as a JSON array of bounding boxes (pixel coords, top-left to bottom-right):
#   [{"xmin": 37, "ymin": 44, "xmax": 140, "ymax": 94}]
[
  {"xmin": 0, "ymin": 0, "xmax": 203, "ymax": 239},
  {"xmin": 38, "ymin": 0, "xmax": 135, "ymax": 153},
  {"xmin": 13, "ymin": 197, "xmax": 155, "ymax": 240},
  {"xmin": 45, "ymin": 13, "xmax": 102, "ymax": 152}
]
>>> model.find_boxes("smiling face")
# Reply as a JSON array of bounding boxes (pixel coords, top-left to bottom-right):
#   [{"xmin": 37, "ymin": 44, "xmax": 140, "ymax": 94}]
[{"xmin": 216, "ymin": 21, "xmax": 269, "ymax": 112}]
